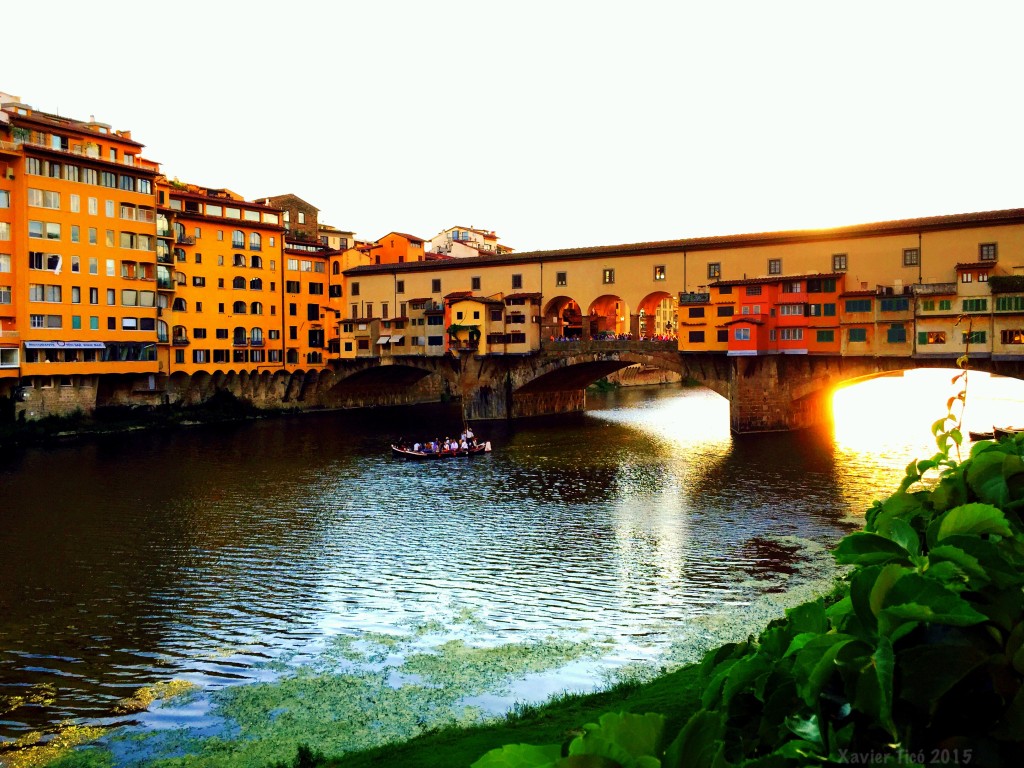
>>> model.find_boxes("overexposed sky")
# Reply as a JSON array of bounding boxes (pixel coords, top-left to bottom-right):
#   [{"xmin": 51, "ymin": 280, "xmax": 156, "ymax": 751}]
[{"xmin": 4, "ymin": 1, "xmax": 1021, "ymax": 252}]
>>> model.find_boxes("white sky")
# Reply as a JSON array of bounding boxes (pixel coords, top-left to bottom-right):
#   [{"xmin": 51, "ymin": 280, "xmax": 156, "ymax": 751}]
[{"xmin": 4, "ymin": 1, "xmax": 1022, "ymax": 252}]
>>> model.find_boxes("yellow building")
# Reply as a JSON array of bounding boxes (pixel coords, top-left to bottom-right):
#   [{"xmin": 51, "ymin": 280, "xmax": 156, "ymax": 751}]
[{"xmin": 156, "ymin": 180, "xmax": 285, "ymax": 376}]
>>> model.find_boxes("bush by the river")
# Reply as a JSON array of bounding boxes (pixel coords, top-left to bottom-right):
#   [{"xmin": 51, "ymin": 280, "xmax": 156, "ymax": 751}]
[{"xmin": 472, "ymin": 433, "xmax": 1024, "ymax": 767}]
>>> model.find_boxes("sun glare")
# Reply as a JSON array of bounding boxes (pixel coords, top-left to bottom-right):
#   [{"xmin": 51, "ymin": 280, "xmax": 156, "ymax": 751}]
[{"xmin": 832, "ymin": 370, "xmax": 1024, "ymax": 452}]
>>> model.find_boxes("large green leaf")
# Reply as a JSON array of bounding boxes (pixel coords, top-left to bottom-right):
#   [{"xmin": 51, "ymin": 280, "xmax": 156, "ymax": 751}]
[
  {"xmin": 897, "ymin": 643, "xmax": 989, "ymax": 715},
  {"xmin": 567, "ymin": 712, "xmax": 666, "ymax": 768},
  {"xmin": 793, "ymin": 635, "xmax": 856, "ymax": 707},
  {"xmin": 933, "ymin": 503, "xmax": 1012, "ymax": 542},
  {"xmin": 472, "ymin": 743, "xmax": 561, "ymax": 768},
  {"xmin": 879, "ymin": 573, "xmax": 988, "ymax": 627},
  {"xmin": 875, "ymin": 517, "xmax": 921, "ymax": 557},
  {"xmin": 870, "ymin": 564, "xmax": 912, "ymax": 620},
  {"xmin": 786, "ymin": 599, "xmax": 827, "ymax": 635},
  {"xmin": 662, "ymin": 710, "xmax": 725, "ymax": 768},
  {"xmin": 834, "ymin": 533, "xmax": 913, "ymax": 566},
  {"xmin": 721, "ymin": 652, "xmax": 773, "ymax": 706},
  {"xmin": 928, "ymin": 544, "xmax": 989, "ymax": 586},
  {"xmin": 873, "ymin": 636, "xmax": 896, "ymax": 738},
  {"xmin": 865, "ymin": 492, "xmax": 926, "ymax": 534}
]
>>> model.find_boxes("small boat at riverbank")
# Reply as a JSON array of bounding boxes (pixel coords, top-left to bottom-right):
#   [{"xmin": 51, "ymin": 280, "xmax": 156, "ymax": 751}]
[
  {"xmin": 993, "ymin": 426, "xmax": 1024, "ymax": 440},
  {"xmin": 391, "ymin": 442, "xmax": 492, "ymax": 459},
  {"xmin": 969, "ymin": 430, "xmax": 995, "ymax": 441}
]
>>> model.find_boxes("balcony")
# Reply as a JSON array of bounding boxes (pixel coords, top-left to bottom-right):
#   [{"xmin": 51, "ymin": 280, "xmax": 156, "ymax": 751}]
[
  {"xmin": 250, "ymin": 339, "xmax": 264, "ymax": 347},
  {"xmin": 0, "ymin": 329, "xmax": 20, "ymax": 339},
  {"xmin": 233, "ymin": 338, "xmax": 248, "ymax": 347},
  {"xmin": 156, "ymin": 278, "xmax": 175, "ymax": 291},
  {"xmin": 176, "ymin": 235, "xmax": 195, "ymax": 245},
  {"xmin": 172, "ymin": 337, "xmax": 190, "ymax": 346},
  {"xmin": 678, "ymin": 292, "xmax": 710, "ymax": 304},
  {"xmin": 911, "ymin": 282, "xmax": 957, "ymax": 296}
]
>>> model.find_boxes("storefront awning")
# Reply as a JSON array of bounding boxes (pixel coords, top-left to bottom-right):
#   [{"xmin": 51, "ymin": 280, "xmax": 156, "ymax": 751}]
[
  {"xmin": 376, "ymin": 336, "xmax": 391, "ymax": 345},
  {"xmin": 24, "ymin": 341, "xmax": 106, "ymax": 349},
  {"xmin": 390, "ymin": 334, "xmax": 404, "ymax": 343}
]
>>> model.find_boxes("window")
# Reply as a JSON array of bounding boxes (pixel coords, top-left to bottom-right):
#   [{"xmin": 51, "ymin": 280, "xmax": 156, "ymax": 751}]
[
  {"xmin": 744, "ymin": 285, "xmax": 762, "ymax": 296},
  {"xmin": 918, "ymin": 331, "xmax": 946, "ymax": 345},
  {"xmin": 848, "ymin": 328, "xmax": 867, "ymax": 342},
  {"xmin": 734, "ymin": 328, "xmax": 750, "ymax": 341},
  {"xmin": 250, "ymin": 277, "xmax": 263, "ymax": 290},
  {"xmin": 688, "ymin": 331, "xmax": 705, "ymax": 343},
  {"xmin": 688, "ymin": 307, "xmax": 705, "ymax": 318},
  {"xmin": 193, "ymin": 276, "xmax": 206, "ymax": 287},
  {"xmin": 962, "ymin": 330, "xmax": 986, "ymax": 345},
  {"xmin": 0, "ymin": 254, "xmax": 9, "ymax": 273},
  {"xmin": 511, "ymin": 274, "xmax": 523, "ymax": 290},
  {"xmin": 716, "ymin": 306, "xmax": 734, "ymax": 317},
  {"xmin": 0, "ymin": 190, "xmax": 8, "ymax": 208},
  {"xmin": 903, "ymin": 248, "xmax": 920, "ymax": 267},
  {"xmin": 396, "ymin": 280, "xmax": 404, "ymax": 294},
  {"xmin": 979, "ymin": 243, "xmax": 997, "ymax": 261},
  {"xmin": 0, "ymin": 223, "xmax": 9, "ymax": 241},
  {"xmin": 602, "ymin": 268, "xmax": 615, "ymax": 284},
  {"xmin": 781, "ymin": 281, "xmax": 802, "ymax": 293},
  {"xmin": 250, "ymin": 233, "xmax": 262, "ymax": 251},
  {"xmin": 832, "ymin": 254, "xmax": 848, "ymax": 271},
  {"xmin": 768, "ymin": 259, "xmax": 781, "ymax": 275},
  {"xmin": 233, "ymin": 301, "xmax": 247, "ymax": 314},
  {"xmin": 779, "ymin": 304, "xmax": 804, "ymax": 316},
  {"xmin": 962, "ymin": 298, "xmax": 987, "ymax": 312},
  {"xmin": 886, "ymin": 324, "xmax": 907, "ymax": 343},
  {"xmin": 470, "ymin": 276, "xmax": 481, "ymax": 291},
  {"xmin": 350, "ymin": 282, "xmax": 360, "ymax": 296},
  {"xmin": 707, "ymin": 263, "xmax": 721, "ymax": 279},
  {"xmin": 556, "ymin": 272, "xmax": 567, "ymax": 287},
  {"xmin": 845, "ymin": 299, "xmax": 872, "ymax": 313},
  {"xmin": 939, "ymin": 300, "xmax": 952, "ymax": 311},
  {"xmin": 233, "ymin": 276, "xmax": 246, "ymax": 289},
  {"xmin": 961, "ymin": 272, "xmax": 973, "ymax": 283},
  {"xmin": 232, "ymin": 230, "xmax": 245, "ymax": 248},
  {"xmin": 286, "ymin": 280, "xmax": 301, "ymax": 293},
  {"xmin": 880, "ymin": 298, "xmax": 909, "ymax": 312},
  {"xmin": 654, "ymin": 265, "xmax": 666, "ymax": 281},
  {"xmin": 996, "ymin": 296, "xmax": 1024, "ymax": 312},
  {"xmin": 308, "ymin": 282, "xmax": 324, "ymax": 295},
  {"xmin": 1000, "ymin": 330, "xmax": 1024, "ymax": 344},
  {"xmin": 780, "ymin": 328, "xmax": 803, "ymax": 341},
  {"xmin": 431, "ymin": 279, "xmax": 441, "ymax": 293},
  {"xmin": 816, "ymin": 330, "xmax": 835, "ymax": 343}
]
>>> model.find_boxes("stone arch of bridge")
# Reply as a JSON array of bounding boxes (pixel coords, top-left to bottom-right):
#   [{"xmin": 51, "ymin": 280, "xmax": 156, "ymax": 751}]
[
  {"xmin": 320, "ymin": 358, "xmax": 458, "ymax": 407},
  {"xmin": 542, "ymin": 295, "xmax": 584, "ymax": 339},
  {"xmin": 636, "ymin": 290, "xmax": 677, "ymax": 339},
  {"xmin": 513, "ymin": 349, "xmax": 685, "ymax": 395},
  {"xmin": 587, "ymin": 294, "xmax": 630, "ymax": 338}
]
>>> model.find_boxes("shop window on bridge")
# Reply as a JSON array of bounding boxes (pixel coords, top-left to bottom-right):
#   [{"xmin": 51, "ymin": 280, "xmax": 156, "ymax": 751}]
[
  {"xmin": 886, "ymin": 324, "xmax": 907, "ymax": 343},
  {"xmin": 688, "ymin": 307, "xmax": 705, "ymax": 318},
  {"xmin": 807, "ymin": 278, "xmax": 836, "ymax": 292},
  {"xmin": 996, "ymin": 296, "xmax": 1024, "ymax": 312},
  {"xmin": 707, "ymin": 263, "xmax": 721, "ymax": 279},
  {"xmin": 962, "ymin": 330, "xmax": 986, "ymax": 344},
  {"xmin": 848, "ymin": 328, "xmax": 867, "ymax": 342},
  {"xmin": 427, "ymin": 335, "xmax": 444, "ymax": 346},
  {"xmin": 918, "ymin": 331, "xmax": 946, "ymax": 345},
  {"xmin": 816, "ymin": 330, "xmax": 834, "ymax": 343},
  {"xmin": 688, "ymin": 331, "xmax": 705, "ymax": 343},
  {"xmin": 880, "ymin": 297, "xmax": 908, "ymax": 312},
  {"xmin": 427, "ymin": 315, "xmax": 444, "ymax": 326},
  {"xmin": 509, "ymin": 332, "xmax": 526, "ymax": 344},
  {"xmin": 1000, "ymin": 330, "xmax": 1024, "ymax": 344},
  {"xmin": 962, "ymin": 298, "xmax": 987, "ymax": 312}
]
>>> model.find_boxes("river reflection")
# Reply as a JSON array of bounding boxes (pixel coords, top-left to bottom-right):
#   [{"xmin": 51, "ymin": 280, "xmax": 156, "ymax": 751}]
[{"xmin": 2, "ymin": 379, "xmax": 1013, "ymax": 747}]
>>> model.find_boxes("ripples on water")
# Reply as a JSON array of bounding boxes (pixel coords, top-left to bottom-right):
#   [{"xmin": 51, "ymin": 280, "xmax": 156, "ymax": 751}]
[{"xmin": 3, "ymin": 374, "xmax": 1022, "ymax": 747}]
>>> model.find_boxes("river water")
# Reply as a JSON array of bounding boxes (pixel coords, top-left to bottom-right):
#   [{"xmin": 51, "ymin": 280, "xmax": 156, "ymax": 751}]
[{"xmin": 2, "ymin": 372, "xmax": 1023, "ymax": 764}]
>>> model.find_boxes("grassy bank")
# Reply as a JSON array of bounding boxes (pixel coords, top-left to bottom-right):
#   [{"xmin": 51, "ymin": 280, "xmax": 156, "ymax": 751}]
[{"xmin": 307, "ymin": 666, "xmax": 702, "ymax": 768}]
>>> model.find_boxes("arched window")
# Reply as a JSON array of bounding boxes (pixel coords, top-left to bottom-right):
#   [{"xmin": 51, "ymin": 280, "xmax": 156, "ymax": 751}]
[
  {"xmin": 156, "ymin": 320, "xmax": 168, "ymax": 343},
  {"xmin": 233, "ymin": 301, "xmax": 247, "ymax": 314},
  {"xmin": 250, "ymin": 301, "xmax": 263, "ymax": 315},
  {"xmin": 249, "ymin": 232, "xmax": 261, "ymax": 251},
  {"xmin": 172, "ymin": 298, "xmax": 187, "ymax": 312},
  {"xmin": 250, "ymin": 255, "xmax": 263, "ymax": 269},
  {"xmin": 233, "ymin": 326, "xmax": 247, "ymax": 345},
  {"xmin": 232, "ymin": 276, "xmax": 246, "ymax": 290},
  {"xmin": 249, "ymin": 277, "xmax": 263, "ymax": 291},
  {"xmin": 174, "ymin": 271, "xmax": 186, "ymax": 285},
  {"xmin": 173, "ymin": 247, "xmax": 186, "ymax": 262},
  {"xmin": 172, "ymin": 325, "xmax": 188, "ymax": 343},
  {"xmin": 232, "ymin": 230, "xmax": 245, "ymax": 248},
  {"xmin": 332, "ymin": 261, "xmax": 340, "ymax": 275},
  {"xmin": 174, "ymin": 222, "xmax": 186, "ymax": 242},
  {"xmin": 233, "ymin": 253, "xmax": 246, "ymax": 267},
  {"xmin": 251, "ymin": 327, "xmax": 264, "ymax": 345}
]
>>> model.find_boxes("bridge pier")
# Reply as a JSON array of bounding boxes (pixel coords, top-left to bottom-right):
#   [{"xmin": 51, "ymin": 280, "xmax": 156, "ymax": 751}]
[{"xmin": 729, "ymin": 356, "xmax": 833, "ymax": 433}]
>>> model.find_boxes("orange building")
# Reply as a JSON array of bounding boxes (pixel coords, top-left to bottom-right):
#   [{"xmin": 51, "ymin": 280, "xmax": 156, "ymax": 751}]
[
  {"xmin": 373, "ymin": 231, "xmax": 425, "ymax": 264},
  {"xmin": 1, "ymin": 93, "xmax": 162, "ymax": 411},
  {"xmin": 156, "ymin": 180, "xmax": 285, "ymax": 376}
]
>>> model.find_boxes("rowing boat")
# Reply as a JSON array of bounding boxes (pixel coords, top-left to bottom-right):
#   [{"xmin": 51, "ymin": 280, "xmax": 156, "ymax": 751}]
[{"xmin": 391, "ymin": 442, "xmax": 491, "ymax": 459}]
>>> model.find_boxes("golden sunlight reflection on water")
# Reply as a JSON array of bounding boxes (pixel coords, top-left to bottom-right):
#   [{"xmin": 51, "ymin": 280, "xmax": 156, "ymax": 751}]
[{"xmin": 832, "ymin": 370, "xmax": 1024, "ymax": 514}]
